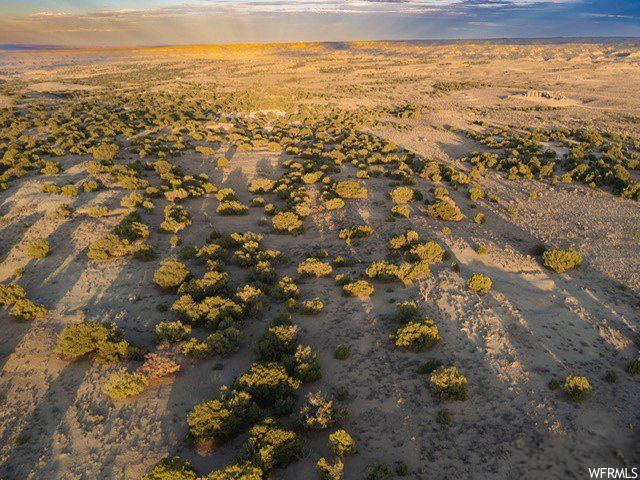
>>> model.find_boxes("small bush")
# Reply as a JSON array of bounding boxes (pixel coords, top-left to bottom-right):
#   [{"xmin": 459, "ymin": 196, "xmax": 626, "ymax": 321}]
[
  {"xmin": 427, "ymin": 198, "xmax": 463, "ymax": 221},
  {"xmin": 153, "ymin": 259, "xmax": 191, "ymax": 289},
  {"xmin": 390, "ymin": 186, "xmax": 414, "ymax": 203},
  {"xmin": 467, "ymin": 273, "xmax": 492, "ymax": 294},
  {"xmin": 563, "ymin": 375, "xmax": 591, "ymax": 401},
  {"xmin": 299, "ymin": 297, "xmax": 324, "ymax": 315},
  {"xmin": 329, "ymin": 429, "xmax": 356, "ymax": 456},
  {"xmin": 334, "ymin": 180, "xmax": 367, "ymax": 199},
  {"xmin": 417, "ymin": 359, "xmax": 442, "ymax": 375},
  {"xmin": 142, "ymin": 456, "xmax": 198, "ymax": 480},
  {"xmin": 236, "ymin": 363, "xmax": 301, "ymax": 407},
  {"xmin": 272, "ymin": 211, "xmax": 303, "ymax": 234},
  {"xmin": 207, "ymin": 327, "xmax": 244, "ymax": 355},
  {"xmin": 208, "ymin": 462, "xmax": 263, "ymax": 480},
  {"xmin": 468, "ymin": 186, "xmax": 485, "ymax": 201},
  {"xmin": 396, "ymin": 301, "xmax": 419, "ymax": 322},
  {"xmin": 103, "ymin": 371, "xmax": 148, "ymax": 400},
  {"xmin": 542, "ymin": 249, "xmax": 582, "ymax": 273},
  {"xmin": 26, "ymin": 239, "xmax": 51, "ymax": 259},
  {"xmin": 139, "ymin": 353, "xmax": 180, "ymax": 378},
  {"xmin": 0, "ymin": 282, "xmax": 26, "ymax": 306},
  {"xmin": 217, "ymin": 200, "xmax": 249, "ymax": 215},
  {"xmin": 274, "ymin": 276, "xmax": 299, "ymax": 300},
  {"xmin": 334, "ymin": 344, "xmax": 350, "ymax": 360},
  {"xmin": 299, "ymin": 392, "xmax": 340, "ymax": 430},
  {"xmin": 88, "ymin": 234, "xmax": 132, "ymax": 261},
  {"xmin": 364, "ymin": 461, "xmax": 393, "ymax": 480},
  {"xmin": 55, "ymin": 322, "xmax": 128, "ymax": 363},
  {"xmin": 473, "ymin": 213, "xmax": 485, "ymax": 224},
  {"xmin": 430, "ymin": 366, "xmax": 468, "ymax": 401},
  {"xmin": 342, "ymin": 280, "xmax": 374, "ymax": 297},
  {"xmin": 338, "ymin": 225, "xmax": 373, "ymax": 244},
  {"xmin": 86, "ymin": 206, "xmax": 109, "ymax": 218},
  {"xmin": 324, "ymin": 198, "xmax": 345, "ymax": 210},
  {"xmin": 316, "ymin": 458, "xmax": 344, "ymax": 480},
  {"xmin": 408, "ymin": 241, "xmax": 445, "ymax": 263},
  {"xmin": 366, "ymin": 261, "xmax": 399, "ymax": 282},
  {"xmin": 437, "ymin": 408, "xmax": 451, "ymax": 425},
  {"xmin": 393, "ymin": 321, "xmax": 441, "ymax": 351},
  {"xmin": 11, "ymin": 298, "xmax": 48, "ymax": 321},
  {"xmin": 294, "ymin": 345, "xmax": 322, "ymax": 383},
  {"xmin": 243, "ymin": 418, "xmax": 302, "ymax": 471},
  {"xmin": 628, "ymin": 357, "xmax": 640, "ymax": 374},
  {"xmin": 391, "ymin": 204, "xmax": 410, "ymax": 218},
  {"xmin": 298, "ymin": 258, "xmax": 333, "ymax": 277},
  {"xmin": 187, "ymin": 388, "xmax": 251, "ymax": 441}
]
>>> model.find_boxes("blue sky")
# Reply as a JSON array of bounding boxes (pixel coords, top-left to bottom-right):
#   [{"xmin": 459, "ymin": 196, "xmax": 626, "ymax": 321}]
[{"xmin": 0, "ymin": 0, "xmax": 639, "ymax": 46}]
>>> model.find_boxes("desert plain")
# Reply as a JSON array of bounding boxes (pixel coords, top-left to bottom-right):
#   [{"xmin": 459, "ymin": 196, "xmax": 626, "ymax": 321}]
[{"xmin": 0, "ymin": 39, "xmax": 639, "ymax": 479}]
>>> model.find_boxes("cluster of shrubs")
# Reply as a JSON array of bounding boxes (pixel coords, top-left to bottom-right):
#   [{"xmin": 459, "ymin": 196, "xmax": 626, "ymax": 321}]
[
  {"xmin": 88, "ymin": 212, "xmax": 153, "ymax": 261},
  {"xmin": 0, "ymin": 282, "xmax": 48, "ymax": 321},
  {"xmin": 465, "ymin": 125, "xmax": 640, "ymax": 201},
  {"xmin": 103, "ymin": 353, "xmax": 180, "ymax": 400}
]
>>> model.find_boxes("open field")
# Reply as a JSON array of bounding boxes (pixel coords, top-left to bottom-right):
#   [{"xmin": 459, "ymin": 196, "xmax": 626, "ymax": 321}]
[{"xmin": 1, "ymin": 40, "xmax": 640, "ymax": 479}]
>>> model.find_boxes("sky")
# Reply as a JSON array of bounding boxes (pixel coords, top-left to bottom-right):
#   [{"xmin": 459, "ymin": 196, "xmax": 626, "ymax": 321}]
[{"xmin": 0, "ymin": 0, "xmax": 639, "ymax": 46}]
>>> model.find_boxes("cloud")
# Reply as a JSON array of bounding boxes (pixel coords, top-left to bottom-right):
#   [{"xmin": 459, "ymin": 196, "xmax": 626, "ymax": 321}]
[{"xmin": 1, "ymin": 0, "xmax": 639, "ymax": 45}]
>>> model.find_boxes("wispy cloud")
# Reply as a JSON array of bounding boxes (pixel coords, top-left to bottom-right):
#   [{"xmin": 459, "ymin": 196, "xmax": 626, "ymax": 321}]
[{"xmin": 0, "ymin": 0, "xmax": 639, "ymax": 45}]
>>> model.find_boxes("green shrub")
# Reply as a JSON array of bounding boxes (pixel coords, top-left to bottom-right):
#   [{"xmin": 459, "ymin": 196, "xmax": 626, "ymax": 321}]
[
  {"xmin": 86, "ymin": 206, "xmax": 109, "ymax": 218},
  {"xmin": 153, "ymin": 259, "xmax": 191, "ymax": 289},
  {"xmin": 396, "ymin": 261, "xmax": 431, "ymax": 284},
  {"xmin": 628, "ymin": 357, "xmax": 640, "ymax": 374},
  {"xmin": 88, "ymin": 234, "xmax": 132, "ymax": 261},
  {"xmin": 408, "ymin": 241, "xmax": 445, "ymax": 263},
  {"xmin": 82, "ymin": 180, "xmax": 101, "ymax": 192},
  {"xmin": 208, "ymin": 462, "xmax": 263, "ymax": 480},
  {"xmin": 61, "ymin": 185, "xmax": 78, "ymax": 197},
  {"xmin": 366, "ymin": 261, "xmax": 399, "ymax": 282},
  {"xmin": 252, "ymin": 261, "xmax": 277, "ymax": 284},
  {"xmin": 338, "ymin": 225, "xmax": 373, "ymax": 244},
  {"xmin": 467, "ymin": 273, "xmax": 492, "ymax": 294},
  {"xmin": 334, "ymin": 180, "xmax": 367, "ymax": 199},
  {"xmin": 274, "ymin": 276, "xmax": 300, "ymax": 300},
  {"xmin": 468, "ymin": 186, "xmax": 485, "ymax": 201},
  {"xmin": 207, "ymin": 327, "xmax": 244, "ymax": 355},
  {"xmin": 248, "ymin": 177, "xmax": 275, "ymax": 193},
  {"xmin": 236, "ymin": 362, "xmax": 301, "ymax": 406},
  {"xmin": 26, "ymin": 239, "xmax": 51, "ymax": 259},
  {"xmin": 329, "ymin": 429, "xmax": 356, "ymax": 456},
  {"xmin": 417, "ymin": 359, "xmax": 443, "ymax": 375},
  {"xmin": 160, "ymin": 204, "xmax": 191, "ymax": 233},
  {"xmin": 333, "ymin": 256, "xmax": 355, "ymax": 268},
  {"xmin": 217, "ymin": 200, "xmax": 249, "ymax": 215},
  {"xmin": 388, "ymin": 230, "xmax": 420, "ymax": 250},
  {"xmin": 427, "ymin": 198, "xmax": 463, "ymax": 221},
  {"xmin": 342, "ymin": 280, "xmax": 374, "ymax": 297},
  {"xmin": 272, "ymin": 211, "xmax": 303, "ymax": 234},
  {"xmin": 430, "ymin": 366, "xmax": 468, "ymax": 401},
  {"xmin": 334, "ymin": 344, "xmax": 350, "ymax": 360},
  {"xmin": 215, "ymin": 188, "xmax": 237, "ymax": 201},
  {"xmin": 542, "ymin": 249, "xmax": 582, "ymax": 273},
  {"xmin": 298, "ymin": 258, "xmax": 333, "ymax": 277},
  {"xmin": 256, "ymin": 325, "xmax": 298, "ymax": 361},
  {"xmin": 243, "ymin": 418, "xmax": 302, "ymax": 471},
  {"xmin": 10, "ymin": 298, "xmax": 48, "ymax": 321},
  {"xmin": 316, "ymin": 458, "xmax": 344, "ymax": 480},
  {"xmin": 142, "ymin": 456, "xmax": 198, "ymax": 480},
  {"xmin": 396, "ymin": 301, "xmax": 419, "ymax": 322},
  {"xmin": 299, "ymin": 297, "xmax": 324, "ymax": 315},
  {"xmin": 103, "ymin": 371, "xmax": 148, "ymax": 400},
  {"xmin": 40, "ymin": 161, "xmax": 62, "ymax": 175},
  {"xmin": 390, "ymin": 186, "xmax": 414, "ymax": 203},
  {"xmin": 115, "ymin": 212, "xmax": 149, "ymax": 241},
  {"xmin": 563, "ymin": 375, "xmax": 591, "ymax": 401},
  {"xmin": 187, "ymin": 388, "xmax": 251, "ymax": 441},
  {"xmin": 324, "ymin": 197, "xmax": 345, "ymax": 210},
  {"xmin": 392, "ymin": 321, "xmax": 441, "ymax": 351},
  {"xmin": 396, "ymin": 462, "xmax": 410, "ymax": 476},
  {"xmin": 0, "ymin": 283, "xmax": 26, "ymax": 306},
  {"xmin": 139, "ymin": 353, "xmax": 180, "ymax": 378},
  {"xmin": 473, "ymin": 213, "xmax": 485, "ymax": 224},
  {"xmin": 235, "ymin": 285, "xmax": 266, "ymax": 316},
  {"xmin": 437, "ymin": 408, "xmax": 452, "ymax": 425},
  {"xmin": 299, "ymin": 392, "xmax": 340, "ymax": 430},
  {"xmin": 364, "ymin": 461, "xmax": 393, "ymax": 480},
  {"xmin": 391, "ymin": 204, "xmax": 410, "ymax": 218},
  {"xmin": 181, "ymin": 338, "xmax": 212, "ymax": 358},
  {"xmin": 55, "ymin": 322, "xmax": 129, "ymax": 363},
  {"xmin": 294, "ymin": 345, "xmax": 322, "ymax": 383}
]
